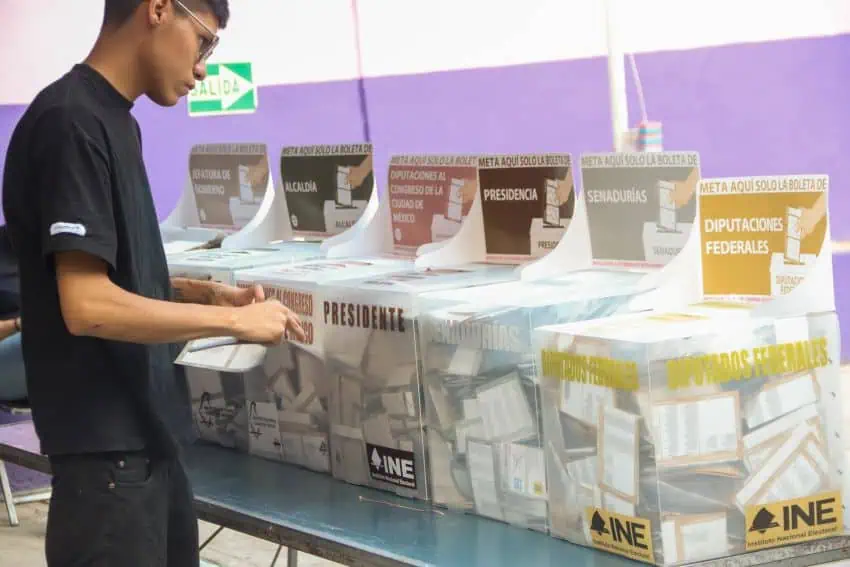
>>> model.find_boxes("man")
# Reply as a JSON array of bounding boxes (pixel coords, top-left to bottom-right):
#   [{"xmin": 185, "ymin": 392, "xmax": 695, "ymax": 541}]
[{"xmin": 1, "ymin": 1, "xmax": 305, "ymax": 565}]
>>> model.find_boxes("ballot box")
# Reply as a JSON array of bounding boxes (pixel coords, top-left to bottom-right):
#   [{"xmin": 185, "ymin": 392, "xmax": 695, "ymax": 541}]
[
  {"xmin": 229, "ymin": 257, "xmax": 413, "ymax": 471},
  {"xmin": 535, "ymin": 305, "xmax": 845, "ymax": 564},
  {"xmin": 322, "ymin": 265, "xmax": 518, "ymax": 501},
  {"xmin": 414, "ymin": 268, "xmax": 654, "ymax": 532}
]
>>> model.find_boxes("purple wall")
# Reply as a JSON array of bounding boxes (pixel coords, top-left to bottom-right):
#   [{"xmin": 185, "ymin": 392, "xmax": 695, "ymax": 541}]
[
  {"xmin": 1, "ymin": 34, "xmax": 848, "ymax": 231},
  {"xmin": 1, "ymin": 34, "xmax": 847, "ymax": 233}
]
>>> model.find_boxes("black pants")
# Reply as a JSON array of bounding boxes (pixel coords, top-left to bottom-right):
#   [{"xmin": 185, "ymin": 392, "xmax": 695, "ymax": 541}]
[{"xmin": 45, "ymin": 451, "xmax": 199, "ymax": 567}]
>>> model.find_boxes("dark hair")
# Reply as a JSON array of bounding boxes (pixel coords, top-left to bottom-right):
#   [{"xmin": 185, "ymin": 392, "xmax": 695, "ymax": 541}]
[{"xmin": 104, "ymin": 0, "xmax": 230, "ymax": 29}]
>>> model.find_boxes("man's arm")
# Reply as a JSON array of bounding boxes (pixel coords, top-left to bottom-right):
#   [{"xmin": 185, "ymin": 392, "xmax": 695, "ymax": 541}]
[
  {"xmin": 170, "ymin": 277, "xmax": 217, "ymax": 305},
  {"xmin": 57, "ymin": 251, "xmax": 237, "ymax": 343},
  {"xmin": 55, "ymin": 252, "xmax": 305, "ymax": 344},
  {"xmin": 32, "ymin": 108, "xmax": 303, "ymax": 346},
  {"xmin": 0, "ymin": 318, "xmax": 19, "ymax": 342}
]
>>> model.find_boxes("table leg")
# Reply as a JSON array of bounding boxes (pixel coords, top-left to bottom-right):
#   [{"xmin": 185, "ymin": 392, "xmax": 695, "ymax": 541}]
[
  {"xmin": 0, "ymin": 461, "xmax": 18, "ymax": 527},
  {"xmin": 199, "ymin": 525, "xmax": 225, "ymax": 551}
]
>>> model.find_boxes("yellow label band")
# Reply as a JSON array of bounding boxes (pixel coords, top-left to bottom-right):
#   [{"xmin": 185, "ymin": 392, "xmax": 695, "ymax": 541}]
[
  {"xmin": 745, "ymin": 491, "xmax": 841, "ymax": 551},
  {"xmin": 667, "ymin": 337, "xmax": 829, "ymax": 390},
  {"xmin": 540, "ymin": 350, "xmax": 639, "ymax": 391},
  {"xmin": 586, "ymin": 508, "xmax": 655, "ymax": 564}
]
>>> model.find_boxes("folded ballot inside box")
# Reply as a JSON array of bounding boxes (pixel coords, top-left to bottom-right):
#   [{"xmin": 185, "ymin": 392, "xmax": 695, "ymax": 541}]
[
  {"xmin": 534, "ymin": 303, "xmax": 846, "ymax": 565},
  {"xmin": 167, "ymin": 242, "xmax": 323, "ymax": 285},
  {"xmin": 415, "ymin": 268, "xmax": 654, "ymax": 531},
  {"xmin": 322, "ymin": 264, "xmax": 517, "ymax": 501},
  {"xmin": 231, "ymin": 257, "xmax": 413, "ymax": 472}
]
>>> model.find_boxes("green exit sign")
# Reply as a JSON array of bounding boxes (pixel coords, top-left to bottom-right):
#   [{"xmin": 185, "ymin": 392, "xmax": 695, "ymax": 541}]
[{"xmin": 188, "ymin": 62, "xmax": 257, "ymax": 117}]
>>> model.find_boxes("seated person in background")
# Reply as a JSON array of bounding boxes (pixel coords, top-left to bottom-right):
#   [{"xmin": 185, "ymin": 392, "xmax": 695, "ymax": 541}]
[{"xmin": 0, "ymin": 224, "xmax": 24, "ymax": 402}]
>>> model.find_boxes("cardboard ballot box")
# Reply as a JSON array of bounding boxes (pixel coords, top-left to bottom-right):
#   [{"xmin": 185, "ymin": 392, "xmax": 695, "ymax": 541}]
[
  {"xmin": 534, "ymin": 305, "xmax": 845, "ymax": 565},
  {"xmin": 229, "ymin": 257, "xmax": 413, "ymax": 471},
  {"xmin": 321, "ymin": 265, "xmax": 518, "ymax": 501},
  {"xmin": 414, "ymin": 268, "xmax": 654, "ymax": 532},
  {"xmin": 167, "ymin": 242, "xmax": 324, "ymax": 284}
]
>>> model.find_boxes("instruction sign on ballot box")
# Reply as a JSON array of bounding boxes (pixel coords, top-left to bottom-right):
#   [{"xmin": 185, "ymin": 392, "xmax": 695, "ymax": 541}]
[
  {"xmin": 188, "ymin": 62, "xmax": 257, "ymax": 117},
  {"xmin": 387, "ymin": 155, "xmax": 479, "ymax": 257},
  {"xmin": 280, "ymin": 144, "xmax": 375, "ymax": 240}
]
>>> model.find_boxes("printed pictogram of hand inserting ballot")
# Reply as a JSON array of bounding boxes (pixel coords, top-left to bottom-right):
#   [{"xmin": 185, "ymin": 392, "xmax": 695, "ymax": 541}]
[
  {"xmin": 670, "ymin": 167, "xmax": 700, "ymax": 208},
  {"xmin": 458, "ymin": 178, "xmax": 479, "ymax": 204},
  {"xmin": 796, "ymin": 193, "xmax": 827, "ymax": 239},
  {"xmin": 345, "ymin": 154, "xmax": 373, "ymax": 189},
  {"xmin": 556, "ymin": 168, "xmax": 574, "ymax": 205},
  {"xmin": 245, "ymin": 154, "xmax": 269, "ymax": 190}
]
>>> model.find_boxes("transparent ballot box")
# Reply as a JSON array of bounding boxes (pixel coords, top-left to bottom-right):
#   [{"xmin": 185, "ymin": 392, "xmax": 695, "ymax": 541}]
[
  {"xmin": 415, "ymin": 268, "xmax": 654, "ymax": 532},
  {"xmin": 321, "ymin": 265, "xmax": 518, "ymax": 501},
  {"xmin": 178, "ymin": 341, "xmax": 268, "ymax": 454},
  {"xmin": 534, "ymin": 304, "xmax": 846, "ymax": 565},
  {"xmin": 227, "ymin": 257, "xmax": 414, "ymax": 471},
  {"xmin": 167, "ymin": 241, "xmax": 324, "ymax": 284}
]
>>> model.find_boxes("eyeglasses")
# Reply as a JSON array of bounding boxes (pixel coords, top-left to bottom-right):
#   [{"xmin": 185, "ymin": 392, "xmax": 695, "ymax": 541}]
[{"xmin": 174, "ymin": 0, "xmax": 219, "ymax": 63}]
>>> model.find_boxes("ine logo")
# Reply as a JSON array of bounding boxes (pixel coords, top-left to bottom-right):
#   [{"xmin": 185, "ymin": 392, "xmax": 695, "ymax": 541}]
[
  {"xmin": 366, "ymin": 443, "xmax": 417, "ymax": 490},
  {"xmin": 586, "ymin": 508, "xmax": 654, "ymax": 562},
  {"xmin": 749, "ymin": 508, "xmax": 780, "ymax": 534},
  {"xmin": 590, "ymin": 511, "xmax": 610, "ymax": 536},
  {"xmin": 197, "ymin": 392, "xmax": 215, "ymax": 429},
  {"xmin": 248, "ymin": 402, "xmax": 262, "ymax": 440},
  {"xmin": 745, "ymin": 492, "xmax": 842, "ymax": 551}
]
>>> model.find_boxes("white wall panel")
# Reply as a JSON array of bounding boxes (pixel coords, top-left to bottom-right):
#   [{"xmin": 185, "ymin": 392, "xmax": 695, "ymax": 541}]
[
  {"xmin": 1, "ymin": 0, "xmax": 848, "ymax": 105},
  {"xmin": 0, "ymin": 0, "xmax": 358, "ymax": 104},
  {"xmin": 356, "ymin": 0, "xmax": 850, "ymax": 77}
]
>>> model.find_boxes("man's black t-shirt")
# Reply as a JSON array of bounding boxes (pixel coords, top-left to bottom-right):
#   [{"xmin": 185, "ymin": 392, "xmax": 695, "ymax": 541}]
[{"xmin": 1, "ymin": 64, "xmax": 195, "ymax": 457}]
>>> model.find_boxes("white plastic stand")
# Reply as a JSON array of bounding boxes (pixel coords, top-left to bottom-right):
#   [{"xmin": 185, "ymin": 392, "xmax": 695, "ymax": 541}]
[
  {"xmin": 222, "ymin": 175, "xmax": 290, "ymax": 250},
  {"xmin": 159, "ymin": 152, "xmax": 282, "ymax": 252},
  {"xmin": 753, "ymin": 219, "xmax": 836, "ymax": 318},
  {"xmin": 517, "ymin": 195, "xmax": 594, "ymax": 281},
  {"xmin": 415, "ymin": 194, "xmax": 487, "ymax": 269},
  {"xmin": 321, "ymin": 184, "xmax": 392, "ymax": 259},
  {"xmin": 159, "ymin": 176, "xmax": 223, "ymax": 253},
  {"xmin": 321, "ymin": 180, "xmax": 387, "ymax": 258}
]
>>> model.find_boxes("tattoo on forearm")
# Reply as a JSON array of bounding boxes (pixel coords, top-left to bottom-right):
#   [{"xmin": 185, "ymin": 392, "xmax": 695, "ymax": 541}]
[
  {"xmin": 171, "ymin": 277, "xmax": 217, "ymax": 305},
  {"xmin": 172, "ymin": 286, "xmax": 186, "ymax": 302}
]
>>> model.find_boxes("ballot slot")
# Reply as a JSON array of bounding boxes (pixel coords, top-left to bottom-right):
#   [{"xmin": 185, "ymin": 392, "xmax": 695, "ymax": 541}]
[
  {"xmin": 543, "ymin": 178, "xmax": 561, "ymax": 228},
  {"xmin": 785, "ymin": 207, "xmax": 802, "ymax": 264},
  {"xmin": 657, "ymin": 180, "xmax": 678, "ymax": 233}
]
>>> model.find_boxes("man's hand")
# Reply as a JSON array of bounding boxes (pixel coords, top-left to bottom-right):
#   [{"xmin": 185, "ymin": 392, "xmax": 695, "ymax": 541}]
[
  {"xmin": 212, "ymin": 283, "xmax": 265, "ymax": 307},
  {"xmin": 232, "ymin": 300, "xmax": 306, "ymax": 345}
]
